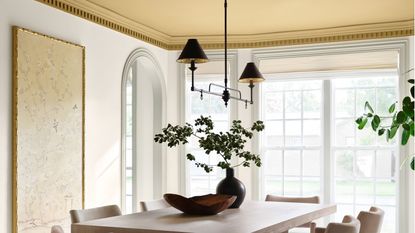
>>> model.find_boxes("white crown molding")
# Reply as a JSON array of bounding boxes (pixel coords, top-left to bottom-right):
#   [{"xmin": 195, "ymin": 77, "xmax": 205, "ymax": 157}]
[{"xmin": 36, "ymin": 0, "xmax": 414, "ymax": 50}]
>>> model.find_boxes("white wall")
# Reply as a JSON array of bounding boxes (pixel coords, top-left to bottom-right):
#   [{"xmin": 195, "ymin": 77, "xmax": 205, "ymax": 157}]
[{"xmin": 0, "ymin": 0, "xmax": 169, "ymax": 232}]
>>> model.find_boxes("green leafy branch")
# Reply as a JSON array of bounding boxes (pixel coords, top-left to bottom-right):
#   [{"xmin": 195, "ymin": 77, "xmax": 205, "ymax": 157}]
[
  {"xmin": 355, "ymin": 71, "xmax": 414, "ymax": 170},
  {"xmin": 154, "ymin": 116, "xmax": 265, "ymax": 173}
]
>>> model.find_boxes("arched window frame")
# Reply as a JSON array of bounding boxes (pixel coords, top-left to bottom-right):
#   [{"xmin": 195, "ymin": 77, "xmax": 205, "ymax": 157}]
[{"xmin": 121, "ymin": 48, "xmax": 167, "ymax": 213}]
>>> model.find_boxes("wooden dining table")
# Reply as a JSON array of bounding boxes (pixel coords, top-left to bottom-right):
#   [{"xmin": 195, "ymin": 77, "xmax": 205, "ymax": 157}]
[{"xmin": 72, "ymin": 201, "xmax": 336, "ymax": 233}]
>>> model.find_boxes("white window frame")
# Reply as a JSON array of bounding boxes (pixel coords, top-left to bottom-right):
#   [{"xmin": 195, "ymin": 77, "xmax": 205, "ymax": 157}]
[
  {"xmin": 178, "ymin": 51, "xmax": 238, "ymax": 195},
  {"xmin": 121, "ymin": 48, "xmax": 167, "ymax": 213},
  {"xmin": 252, "ymin": 38, "xmax": 412, "ymax": 233}
]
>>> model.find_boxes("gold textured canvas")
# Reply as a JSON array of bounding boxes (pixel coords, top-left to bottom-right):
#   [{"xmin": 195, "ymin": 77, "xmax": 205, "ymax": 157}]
[{"xmin": 12, "ymin": 27, "xmax": 85, "ymax": 233}]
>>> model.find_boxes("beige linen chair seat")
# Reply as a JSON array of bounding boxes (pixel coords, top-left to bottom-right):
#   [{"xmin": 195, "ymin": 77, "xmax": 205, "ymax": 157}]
[
  {"xmin": 357, "ymin": 207, "xmax": 384, "ymax": 233},
  {"xmin": 140, "ymin": 199, "xmax": 170, "ymax": 211},
  {"xmin": 315, "ymin": 215, "xmax": 360, "ymax": 233},
  {"xmin": 265, "ymin": 194, "xmax": 320, "ymax": 233},
  {"xmin": 70, "ymin": 205, "xmax": 122, "ymax": 223},
  {"xmin": 50, "ymin": 225, "xmax": 64, "ymax": 233}
]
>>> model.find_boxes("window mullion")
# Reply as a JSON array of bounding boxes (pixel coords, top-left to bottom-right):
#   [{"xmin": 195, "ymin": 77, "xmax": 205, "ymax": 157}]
[{"xmin": 322, "ymin": 80, "xmax": 332, "ymax": 224}]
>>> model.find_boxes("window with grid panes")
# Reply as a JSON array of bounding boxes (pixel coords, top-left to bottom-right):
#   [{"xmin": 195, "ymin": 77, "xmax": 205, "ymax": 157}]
[
  {"xmin": 261, "ymin": 72, "xmax": 399, "ymax": 233},
  {"xmin": 185, "ymin": 61, "xmax": 232, "ymax": 196},
  {"xmin": 332, "ymin": 76, "xmax": 398, "ymax": 233},
  {"xmin": 261, "ymin": 80, "xmax": 323, "ymax": 197}
]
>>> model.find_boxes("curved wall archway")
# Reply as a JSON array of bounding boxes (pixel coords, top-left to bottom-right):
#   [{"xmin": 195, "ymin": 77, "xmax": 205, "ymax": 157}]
[{"xmin": 121, "ymin": 48, "xmax": 167, "ymax": 212}]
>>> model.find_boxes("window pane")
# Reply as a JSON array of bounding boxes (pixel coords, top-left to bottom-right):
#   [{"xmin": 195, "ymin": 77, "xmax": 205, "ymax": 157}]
[
  {"xmin": 356, "ymin": 127, "xmax": 376, "ymax": 146},
  {"xmin": 335, "ymin": 150, "xmax": 354, "ymax": 177},
  {"xmin": 303, "ymin": 90, "xmax": 321, "ymax": 118},
  {"xmin": 265, "ymin": 176, "xmax": 283, "ymax": 195},
  {"xmin": 335, "ymin": 119, "xmax": 355, "ymax": 146},
  {"xmin": 284, "ymin": 150, "xmax": 301, "ymax": 176},
  {"xmin": 356, "ymin": 88, "xmax": 375, "ymax": 116},
  {"xmin": 265, "ymin": 120, "xmax": 283, "ymax": 146},
  {"xmin": 126, "ymin": 149, "xmax": 132, "ymax": 168},
  {"xmin": 355, "ymin": 150, "xmax": 375, "ymax": 178},
  {"xmin": 334, "ymin": 89, "xmax": 355, "ymax": 117},
  {"xmin": 380, "ymin": 206, "xmax": 396, "ymax": 233},
  {"xmin": 265, "ymin": 92, "xmax": 283, "ymax": 119},
  {"xmin": 126, "ymin": 169, "xmax": 133, "ymax": 195},
  {"xmin": 376, "ymin": 150, "xmax": 395, "ymax": 178},
  {"xmin": 375, "ymin": 180, "xmax": 396, "ymax": 205},
  {"xmin": 303, "ymin": 150, "xmax": 320, "ymax": 176},
  {"xmin": 125, "ymin": 195, "xmax": 133, "ymax": 214},
  {"xmin": 303, "ymin": 120, "xmax": 320, "ymax": 146},
  {"xmin": 284, "ymin": 177, "xmax": 301, "ymax": 196},
  {"xmin": 285, "ymin": 120, "xmax": 301, "ymax": 146},
  {"xmin": 264, "ymin": 150, "xmax": 282, "ymax": 176},
  {"xmin": 377, "ymin": 88, "xmax": 396, "ymax": 116},
  {"xmin": 303, "ymin": 177, "xmax": 320, "ymax": 196},
  {"xmin": 355, "ymin": 180, "xmax": 374, "ymax": 204},
  {"xmin": 285, "ymin": 91, "xmax": 301, "ymax": 119},
  {"xmin": 335, "ymin": 179, "xmax": 354, "ymax": 203}
]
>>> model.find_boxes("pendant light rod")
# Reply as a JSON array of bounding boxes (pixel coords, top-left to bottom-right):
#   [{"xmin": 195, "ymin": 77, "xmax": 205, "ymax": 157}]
[{"xmin": 224, "ymin": 0, "xmax": 228, "ymax": 90}]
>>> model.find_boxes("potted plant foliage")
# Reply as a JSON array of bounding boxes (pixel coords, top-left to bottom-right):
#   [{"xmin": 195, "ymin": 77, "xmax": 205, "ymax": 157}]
[
  {"xmin": 356, "ymin": 70, "xmax": 414, "ymax": 170},
  {"xmin": 154, "ymin": 115, "xmax": 265, "ymax": 208}
]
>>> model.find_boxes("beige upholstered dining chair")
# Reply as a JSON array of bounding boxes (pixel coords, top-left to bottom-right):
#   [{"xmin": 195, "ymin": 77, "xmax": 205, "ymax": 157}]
[
  {"xmin": 315, "ymin": 215, "xmax": 360, "ymax": 233},
  {"xmin": 70, "ymin": 205, "xmax": 122, "ymax": 223},
  {"xmin": 357, "ymin": 206, "xmax": 384, "ymax": 233},
  {"xmin": 140, "ymin": 199, "xmax": 170, "ymax": 212},
  {"xmin": 50, "ymin": 225, "xmax": 64, "ymax": 233},
  {"xmin": 265, "ymin": 194, "xmax": 320, "ymax": 233}
]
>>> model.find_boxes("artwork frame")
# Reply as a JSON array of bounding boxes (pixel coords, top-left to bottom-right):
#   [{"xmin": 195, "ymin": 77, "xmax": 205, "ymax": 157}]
[{"xmin": 12, "ymin": 26, "xmax": 85, "ymax": 233}]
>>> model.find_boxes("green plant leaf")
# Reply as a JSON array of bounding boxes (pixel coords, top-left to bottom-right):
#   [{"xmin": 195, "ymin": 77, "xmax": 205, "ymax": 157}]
[
  {"xmin": 409, "ymin": 79, "xmax": 414, "ymax": 84},
  {"xmin": 401, "ymin": 129, "xmax": 410, "ymax": 145},
  {"xmin": 410, "ymin": 122, "xmax": 414, "ymax": 136},
  {"xmin": 388, "ymin": 103, "xmax": 396, "ymax": 113},
  {"xmin": 403, "ymin": 96, "xmax": 411, "ymax": 106},
  {"xmin": 389, "ymin": 126, "xmax": 399, "ymax": 139},
  {"xmin": 357, "ymin": 117, "xmax": 368, "ymax": 130},
  {"xmin": 403, "ymin": 102, "xmax": 414, "ymax": 118},
  {"xmin": 411, "ymin": 86, "xmax": 414, "ymax": 98},
  {"xmin": 403, "ymin": 123, "xmax": 410, "ymax": 130},
  {"xmin": 365, "ymin": 101, "xmax": 374, "ymax": 113},
  {"xmin": 378, "ymin": 128, "xmax": 385, "ymax": 136},
  {"xmin": 186, "ymin": 153, "xmax": 195, "ymax": 161},
  {"xmin": 371, "ymin": 115, "xmax": 381, "ymax": 131},
  {"xmin": 396, "ymin": 111, "xmax": 406, "ymax": 124},
  {"xmin": 411, "ymin": 157, "xmax": 415, "ymax": 171}
]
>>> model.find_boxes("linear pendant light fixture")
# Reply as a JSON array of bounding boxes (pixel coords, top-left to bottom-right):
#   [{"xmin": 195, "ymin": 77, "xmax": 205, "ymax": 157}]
[{"xmin": 177, "ymin": 0, "xmax": 265, "ymax": 108}]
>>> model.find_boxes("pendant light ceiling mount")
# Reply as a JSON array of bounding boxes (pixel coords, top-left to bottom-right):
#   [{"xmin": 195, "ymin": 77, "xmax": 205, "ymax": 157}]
[{"xmin": 177, "ymin": 0, "xmax": 264, "ymax": 108}]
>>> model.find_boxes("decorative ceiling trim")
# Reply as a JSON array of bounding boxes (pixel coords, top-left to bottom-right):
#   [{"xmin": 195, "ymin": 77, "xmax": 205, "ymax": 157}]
[{"xmin": 36, "ymin": 0, "xmax": 414, "ymax": 50}]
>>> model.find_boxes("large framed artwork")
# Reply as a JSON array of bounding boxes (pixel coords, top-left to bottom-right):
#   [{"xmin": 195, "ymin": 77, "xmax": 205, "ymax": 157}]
[{"xmin": 12, "ymin": 26, "xmax": 85, "ymax": 233}]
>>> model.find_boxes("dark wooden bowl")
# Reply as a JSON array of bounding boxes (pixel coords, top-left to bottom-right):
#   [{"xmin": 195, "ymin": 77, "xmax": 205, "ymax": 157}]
[{"xmin": 163, "ymin": 193, "xmax": 236, "ymax": 215}]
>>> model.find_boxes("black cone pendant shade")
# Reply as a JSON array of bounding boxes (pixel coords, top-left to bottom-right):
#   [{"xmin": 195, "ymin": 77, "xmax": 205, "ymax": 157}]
[
  {"xmin": 239, "ymin": 62, "xmax": 265, "ymax": 83},
  {"xmin": 177, "ymin": 39, "xmax": 208, "ymax": 64}
]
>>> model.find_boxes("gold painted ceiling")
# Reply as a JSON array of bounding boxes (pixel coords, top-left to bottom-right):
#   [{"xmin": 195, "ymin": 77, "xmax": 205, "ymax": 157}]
[{"xmin": 37, "ymin": 0, "xmax": 414, "ymax": 49}]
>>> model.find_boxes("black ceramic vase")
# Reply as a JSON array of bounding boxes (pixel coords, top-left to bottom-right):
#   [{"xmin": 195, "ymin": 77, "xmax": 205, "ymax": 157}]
[{"xmin": 216, "ymin": 168, "xmax": 246, "ymax": 208}]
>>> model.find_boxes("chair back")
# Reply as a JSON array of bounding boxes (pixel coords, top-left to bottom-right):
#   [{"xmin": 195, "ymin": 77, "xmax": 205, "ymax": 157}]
[
  {"xmin": 326, "ymin": 215, "xmax": 360, "ymax": 233},
  {"xmin": 69, "ymin": 205, "xmax": 122, "ymax": 223},
  {"xmin": 50, "ymin": 225, "xmax": 64, "ymax": 233},
  {"xmin": 357, "ymin": 207, "xmax": 384, "ymax": 233},
  {"xmin": 265, "ymin": 194, "xmax": 320, "ymax": 204},
  {"xmin": 140, "ymin": 199, "xmax": 170, "ymax": 212}
]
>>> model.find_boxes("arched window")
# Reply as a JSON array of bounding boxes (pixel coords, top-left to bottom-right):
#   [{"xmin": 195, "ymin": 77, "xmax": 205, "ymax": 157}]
[{"xmin": 121, "ymin": 49, "xmax": 166, "ymax": 214}]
